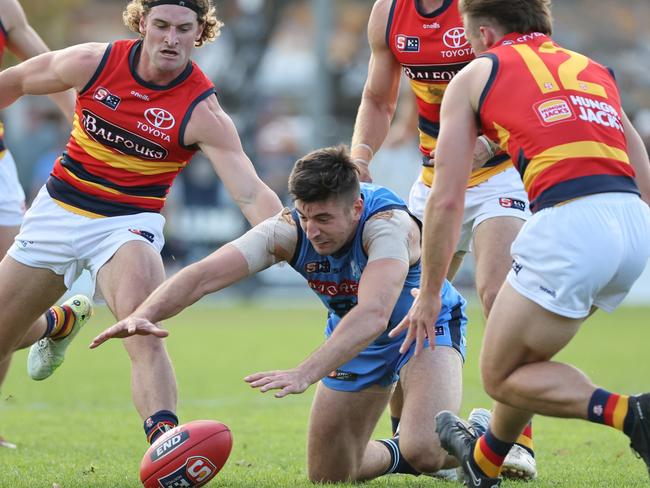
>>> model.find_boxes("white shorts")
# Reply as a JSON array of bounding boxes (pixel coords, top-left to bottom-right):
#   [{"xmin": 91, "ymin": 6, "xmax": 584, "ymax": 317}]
[
  {"xmin": 0, "ymin": 150, "xmax": 26, "ymax": 226},
  {"xmin": 507, "ymin": 192, "xmax": 650, "ymax": 318},
  {"xmin": 8, "ymin": 186, "xmax": 165, "ymax": 301},
  {"xmin": 408, "ymin": 166, "xmax": 530, "ymax": 253}
]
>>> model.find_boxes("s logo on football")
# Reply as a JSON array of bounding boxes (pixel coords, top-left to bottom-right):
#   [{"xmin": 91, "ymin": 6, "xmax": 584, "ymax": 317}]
[{"xmin": 157, "ymin": 456, "xmax": 216, "ymax": 487}]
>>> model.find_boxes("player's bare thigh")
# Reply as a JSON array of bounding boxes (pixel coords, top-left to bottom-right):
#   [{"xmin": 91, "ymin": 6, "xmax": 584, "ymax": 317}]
[
  {"xmin": 480, "ymin": 282, "xmax": 584, "ymax": 401},
  {"xmin": 473, "ymin": 215, "xmax": 525, "ymax": 315},
  {"xmin": 0, "ymin": 255, "xmax": 66, "ymax": 358},
  {"xmin": 398, "ymin": 346, "xmax": 463, "ymax": 472},
  {"xmin": 307, "ymin": 382, "xmax": 391, "ymax": 482}
]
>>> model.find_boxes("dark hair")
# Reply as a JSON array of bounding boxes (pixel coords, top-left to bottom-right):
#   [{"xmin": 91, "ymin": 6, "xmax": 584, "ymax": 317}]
[
  {"xmin": 288, "ymin": 145, "xmax": 360, "ymax": 204},
  {"xmin": 460, "ymin": 0, "xmax": 553, "ymax": 36}
]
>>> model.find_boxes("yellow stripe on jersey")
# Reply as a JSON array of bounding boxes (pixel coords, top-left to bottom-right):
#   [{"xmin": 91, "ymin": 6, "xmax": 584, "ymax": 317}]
[
  {"xmin": 71, "ymin": 116, "xmax": 186, "ymax": 175},
  {"xmin": 420, "ymin": 155, "xmax": 511, "ymax": 188},
  {"xmin": 0, "ymin": 121, "xmax": 4, "ymax": 137},
  {"xmin": 419, "ymin": 130, "xmax": 438, "ymax": 151},
  {"xmin": 523, "ymin": 141, "xmax": 630, "ymax": 190},
  {"xmin": 493, "ymin": 122, "xmax": 511, "ymax": 152},
  {"xmin": 409, "ymin": 79, "xmax": 447, "ymax": 105},
  {"xmin": 51, "ymin": 198, "xmax": 105, "ymax": 219},
  {"xmin": 61, "ymin": 166, "xmax": 165, "ymax": 202}
]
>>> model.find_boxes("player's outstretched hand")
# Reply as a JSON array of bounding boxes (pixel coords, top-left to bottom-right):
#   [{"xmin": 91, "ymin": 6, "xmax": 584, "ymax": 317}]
[
  {"xmin": 389, "ymin": 288, "xmax": 441, "ymax": 355},
  {"xmin": 89, "ymin": 317, "xmax": 169, "ymax": 349},
  {"xmin": 244, "ymin": 368, "xmax": 311, "ymax": 399}
]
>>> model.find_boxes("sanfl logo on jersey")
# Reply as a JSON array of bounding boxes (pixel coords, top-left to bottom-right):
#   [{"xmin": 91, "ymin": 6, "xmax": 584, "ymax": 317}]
[
  {"xmin": 395, "ymin": 34, "xmax": 420, "ymax": 52},
  {"xmin": 93, "ymin": 87, "xmax": 121, "ymax": 110}
]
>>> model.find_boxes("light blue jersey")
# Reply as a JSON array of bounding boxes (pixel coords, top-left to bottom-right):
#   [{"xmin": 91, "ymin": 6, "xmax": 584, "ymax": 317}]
[{"xmin": 290, "ymin": 184, "xmax": 467, "ymax": 392}]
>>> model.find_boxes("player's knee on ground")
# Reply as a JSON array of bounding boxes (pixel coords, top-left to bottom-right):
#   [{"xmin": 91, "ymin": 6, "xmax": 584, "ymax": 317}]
[
  {"xmin": 399, "ymin": 436, "xmax": 447, "ymax": 474},
  {"xmin": 307, "ymin": 465, "xmax": 354, "ymax": 484}
]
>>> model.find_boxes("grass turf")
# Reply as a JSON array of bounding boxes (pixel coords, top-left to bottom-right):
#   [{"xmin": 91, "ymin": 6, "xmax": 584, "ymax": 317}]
[{"xmin": 1, "ymin": 303, "xmax": 649, "ymax": 487}]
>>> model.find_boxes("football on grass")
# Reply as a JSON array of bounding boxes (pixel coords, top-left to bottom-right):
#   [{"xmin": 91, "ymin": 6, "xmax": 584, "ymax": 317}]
[{"xmin": 140, "ymin": 420, "xmax": 232, "ymax": 487}]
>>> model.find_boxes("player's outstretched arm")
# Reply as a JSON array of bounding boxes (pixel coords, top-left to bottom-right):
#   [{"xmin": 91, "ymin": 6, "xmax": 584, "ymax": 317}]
[
  {"xmin": 89, "ymin": 244, "xmax": 253, "ymax": 348},
  {"xmin": 90, "ymin": 213, "xmax": 291, "ymax": 348},
  {"xmin": 186, "ymin": 95, "xmax": 282, "ymax": 226},
  {"xmin": 2, "ymin": 0, "xmax": 76, "ymax": 119},
  {"xmin": 350, "ymin": 0, "xmax": 402, "ymax": 181},
  {"xmin": 622, "ymin": 110, "xmax": 650, "ymax": 205},
  {"xmin": 0, "ymin": 42, "xmax": 104, "ymax": 111},
  {"xmin": 246, "ymin": 257, "xmax": 408, "ymax": 398}
]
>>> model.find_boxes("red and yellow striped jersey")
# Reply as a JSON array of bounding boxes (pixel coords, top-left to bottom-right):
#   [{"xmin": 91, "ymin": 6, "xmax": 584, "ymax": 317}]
[
  {"xmin": 47, "ymin": 39, "xmax": 215, "ymax": 217},
  {"xmin": 479, "ymin": 32, "xmax": 638, "ymax": 212},
  {"xmin": 386, "ymin": 0, "xmax": 510, "ymax": 187},
  {"xmin": 0, "ymin": 17, "xmax": 7, "ymax": 159}
]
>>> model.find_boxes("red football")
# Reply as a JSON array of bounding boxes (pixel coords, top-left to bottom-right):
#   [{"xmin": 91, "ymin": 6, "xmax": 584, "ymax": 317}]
[{"xmin": 140, "ymin": 420, "xmax": 233, "ymax": 488}]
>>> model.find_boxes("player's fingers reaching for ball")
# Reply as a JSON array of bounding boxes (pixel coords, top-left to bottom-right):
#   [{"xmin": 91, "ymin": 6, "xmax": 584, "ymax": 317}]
[
  {"xmin": 89, "ymin": 318, "xmax": 168, "ymax": 349},
  {"xmin": 244, "ymin": 371, "xmax": 279, "ymax": 384},
  {"xmin": 247, "ymin": 375, "xmax": 279, "ymax": 389}
]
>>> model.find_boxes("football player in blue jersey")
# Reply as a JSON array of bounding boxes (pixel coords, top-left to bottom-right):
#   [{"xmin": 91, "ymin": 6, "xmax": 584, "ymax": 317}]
[{"xmin": 91, "ymin": 145, "xmax": 472, "ymax": 482}]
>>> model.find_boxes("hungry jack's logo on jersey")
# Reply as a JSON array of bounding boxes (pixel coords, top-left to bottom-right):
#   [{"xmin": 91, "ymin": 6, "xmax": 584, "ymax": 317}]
[
  {"xmin": 534, "ymin": 97, "xmax": 576, "ymax": 126},
  {"xmin": 81, "ymin": 109, "xmax": 169, "ymax": 160}
]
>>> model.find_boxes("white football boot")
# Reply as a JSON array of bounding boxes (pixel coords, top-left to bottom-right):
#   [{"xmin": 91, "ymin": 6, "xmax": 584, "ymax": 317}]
[
  {"xmin": 27, "ymin": 295, "xmax": 93, "ymax": 381},
  {"xmin": 501, "ymin": 444, "xmax": 537, "ymax": 480},
  {"xmin": 467, "ymin": 407, "xmax": 538, "ymax": 481}
]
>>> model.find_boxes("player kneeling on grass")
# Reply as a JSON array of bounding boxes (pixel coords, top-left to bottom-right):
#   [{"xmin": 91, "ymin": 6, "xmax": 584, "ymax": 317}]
[{"xmin": 92, "ymin": 145, "xmax": 474, "ymax": 482}]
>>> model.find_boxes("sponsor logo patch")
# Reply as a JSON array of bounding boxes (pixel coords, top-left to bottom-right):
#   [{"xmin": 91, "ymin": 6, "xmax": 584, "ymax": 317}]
[
  {"xmin": 534, "ymin": 97, "xmax": 575, "ymax": 126},
  {"xmin": 145, "ymin": 107, "xmax": 176, "ymax": 130},
  {"xmin": 395, "ymin": 35, "xmax": 420, "ymax": 52},
  {"xmin": 82, "ymin": 109, "xmax": 168, "ymax": 160},
  {"xmin": 304, "ymin": 261, "xmax": 330, "ymax": 273},
  {"xmin": 443, "ymin": 27, "xmax": 469, "ymax": 49},
  {"xmin": 307, "ymin": 279, "xmax": 358, "ymax": 297},
  {"xmin": 129, "ymin": 229, "xmax": 155, "ymax": 243},
  {"xmin": 499, "ymin": 197, "xmax": 526, "ymax": 211},
  {"xmin": 327, "ymin": 370, "xmax": 358, "ymax": 381},
  {"xmin": 539, "ymin": 285, "xmax": 557, "ymax": 298},
  {"xmin": 402, "ymin": 61, "xmax": 469, "ymax": 82},
  {"xmin": 150, "ymin": 431, "xmax": 190, "ymax": 462},
  {"xmin": 93, "ymin": 87, "xmax": 121, "ymax": 110}
]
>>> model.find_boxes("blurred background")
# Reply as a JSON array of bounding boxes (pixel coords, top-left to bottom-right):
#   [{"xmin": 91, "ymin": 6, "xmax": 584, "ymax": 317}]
[{"xmin": 3, "ymin": 0, "xmax": 650, "ymax": 304}]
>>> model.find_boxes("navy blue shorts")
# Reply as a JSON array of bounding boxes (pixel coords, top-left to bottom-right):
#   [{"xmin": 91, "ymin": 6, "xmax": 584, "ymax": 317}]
[{"xmin": 322, "ymin": 300, "xmax": 467, "ymax": 392}]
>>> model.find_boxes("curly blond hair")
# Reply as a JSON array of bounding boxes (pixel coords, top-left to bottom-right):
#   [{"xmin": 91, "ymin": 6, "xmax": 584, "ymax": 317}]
[{"xmin": 123, "ymin": 0, "xmax": 223, "ymax": 47}]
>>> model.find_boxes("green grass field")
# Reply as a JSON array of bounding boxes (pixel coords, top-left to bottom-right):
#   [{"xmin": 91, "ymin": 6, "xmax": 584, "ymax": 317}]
[{"xmin": 1, "ymin": 303, "xmax": 649, "ymax": 487}]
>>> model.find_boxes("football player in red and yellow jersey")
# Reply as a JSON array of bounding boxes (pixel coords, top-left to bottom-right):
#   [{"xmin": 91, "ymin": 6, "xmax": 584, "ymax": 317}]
[
  {"xmin": 0, "ymin": 0, "xmax": 76, "ymax": 449},
  {"xmin": 0, "ymin": 0, "xmax": 281, "ymax": 449},
  {"xmin": 351, "ymin": 0, "xmax": 535, "ymax": 479},
  {"xmin": 395, "ymin": 0, "xmax": 650, "ymax": 485}
]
